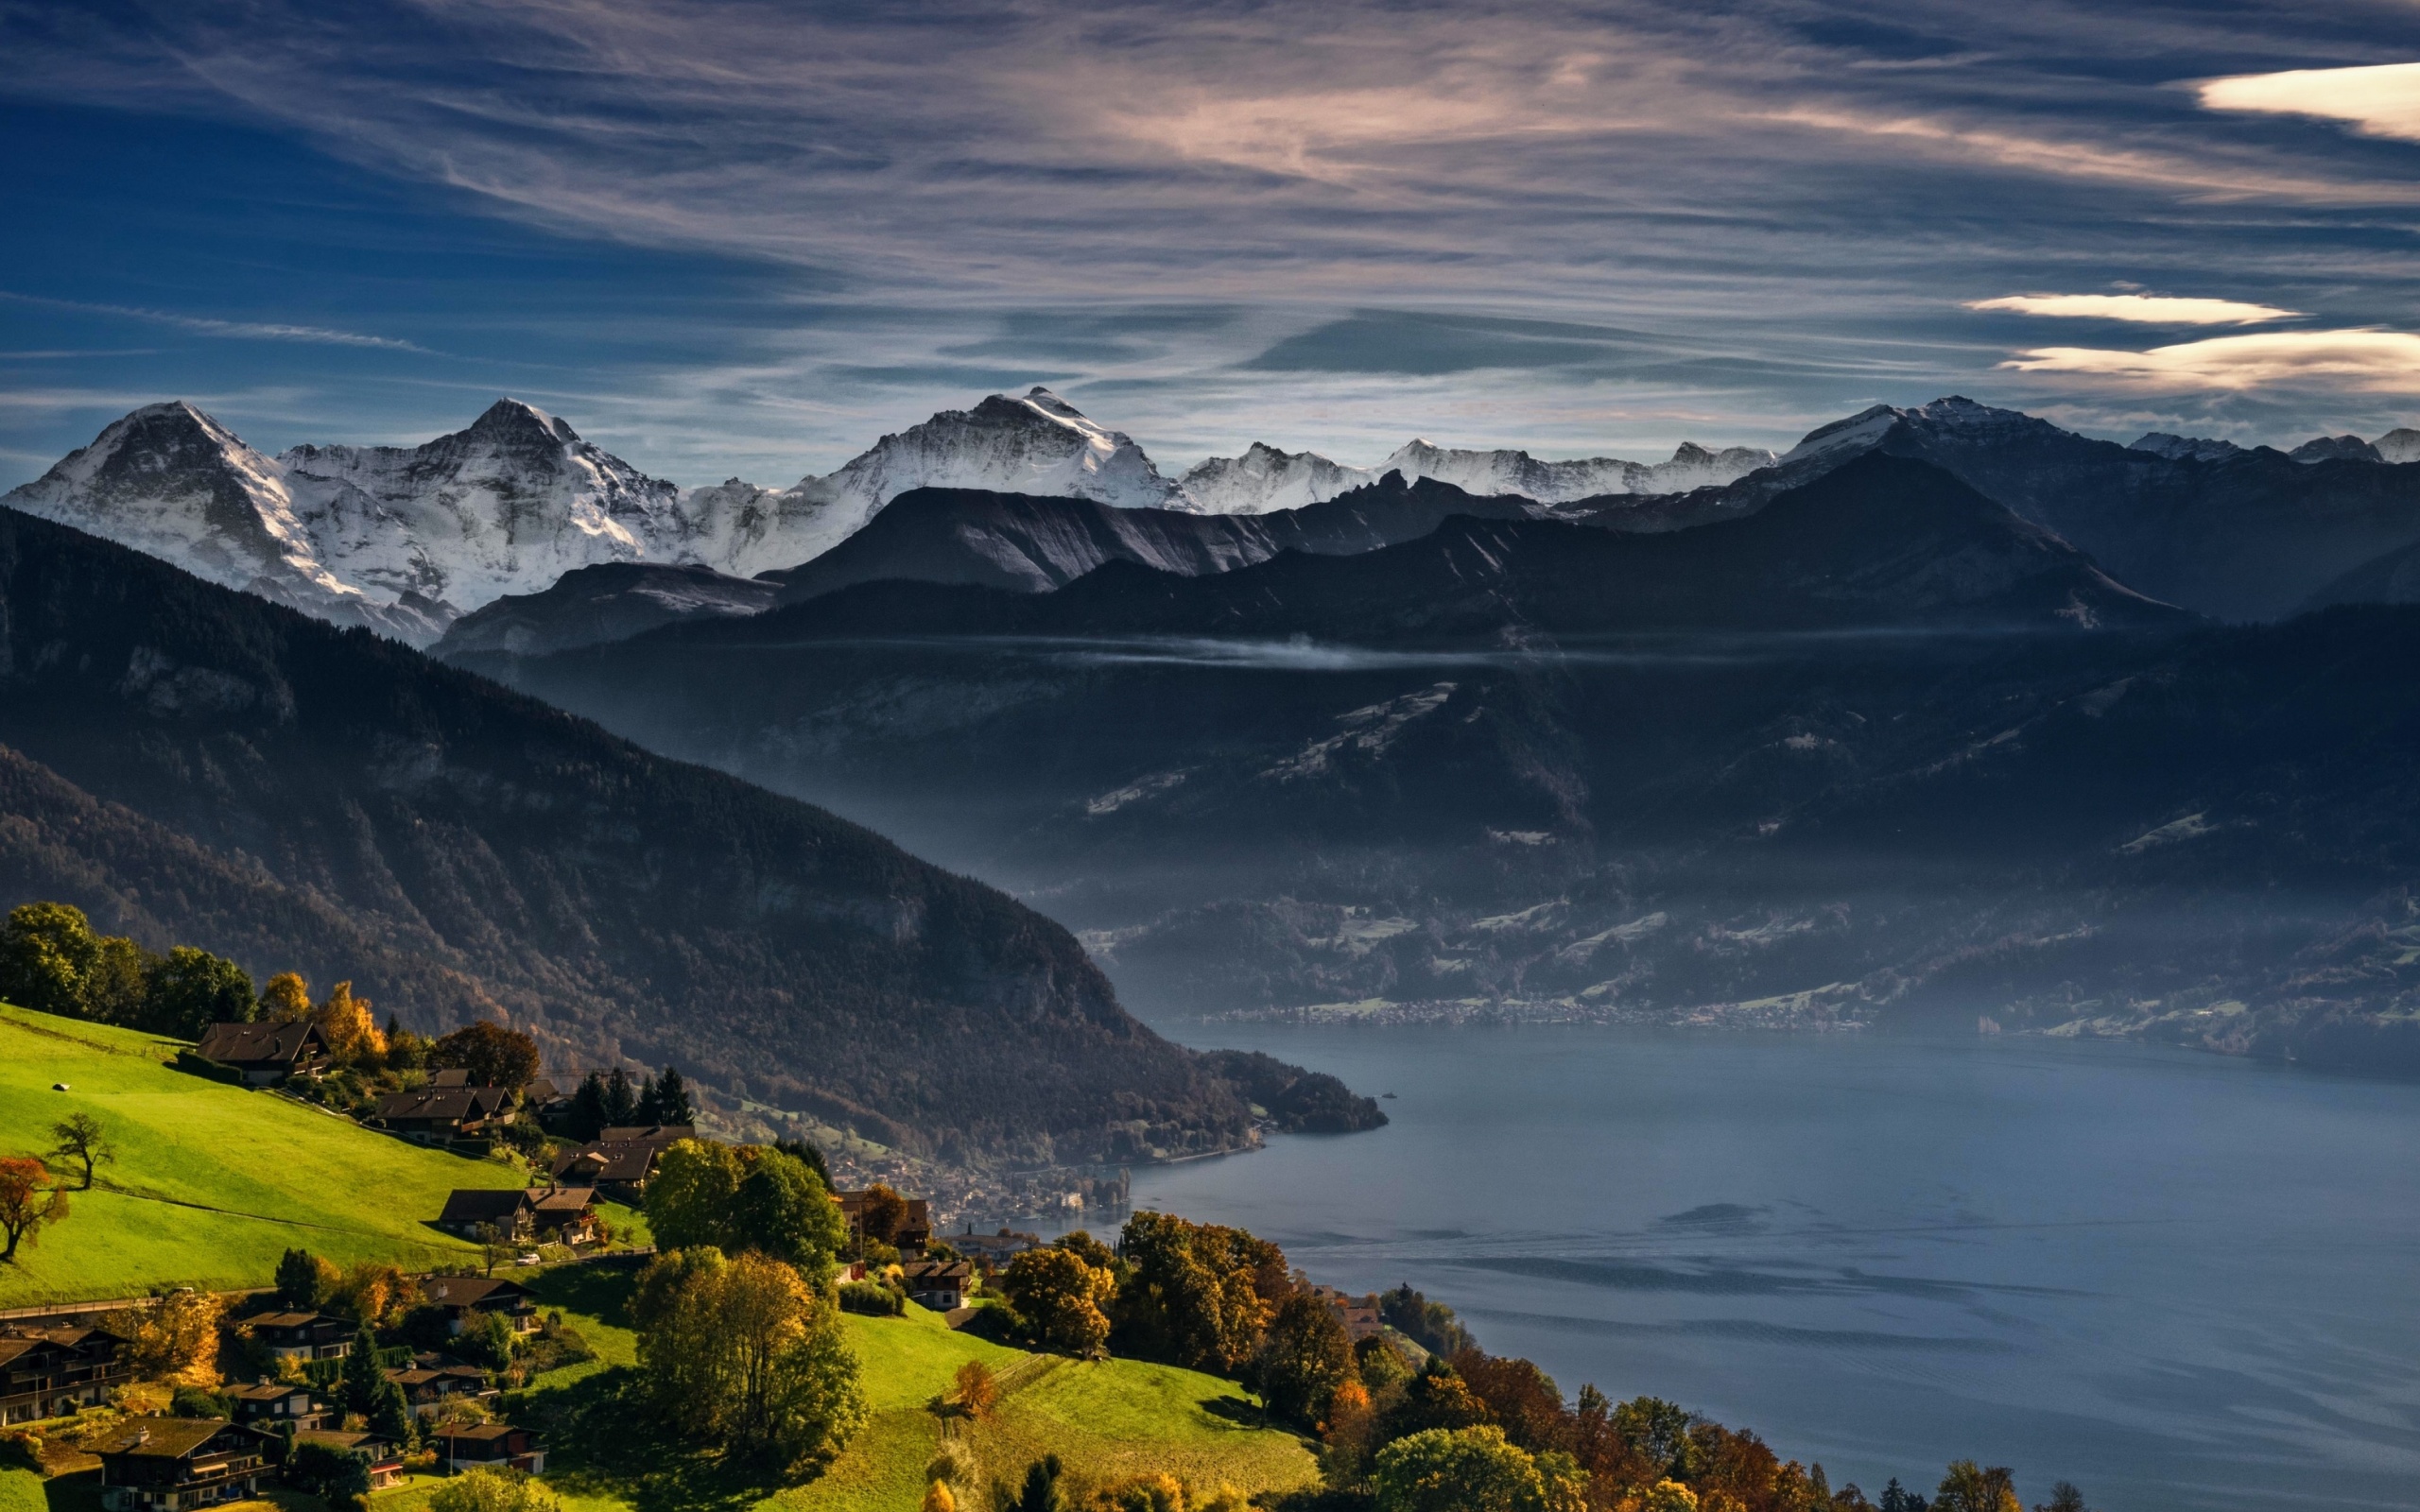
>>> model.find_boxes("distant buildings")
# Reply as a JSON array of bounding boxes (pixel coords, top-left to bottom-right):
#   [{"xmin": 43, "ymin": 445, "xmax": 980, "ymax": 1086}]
[
  {"xmin": 549, "ymin": 1124, "xmax": 694, "ymax": 1201},
  {"xmin": 435, "ymin": 1185, "xmax": 598, "ymax": 1246}
]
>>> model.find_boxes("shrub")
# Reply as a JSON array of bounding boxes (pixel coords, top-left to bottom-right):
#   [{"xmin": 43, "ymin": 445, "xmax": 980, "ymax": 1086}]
[
  {"xmin": 838, "ymin": 1280, "xmax": 903, "ymax": 1316},
  {"xmin": 427, "ymin": 1465, "xmax": 561, "ymax": 1512}
]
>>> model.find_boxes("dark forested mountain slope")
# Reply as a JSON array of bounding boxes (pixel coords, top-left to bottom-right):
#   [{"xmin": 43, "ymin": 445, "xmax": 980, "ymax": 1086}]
[{"xmin": 0, "ymin": 506, "xmax": 1256, "ymax": 1165}]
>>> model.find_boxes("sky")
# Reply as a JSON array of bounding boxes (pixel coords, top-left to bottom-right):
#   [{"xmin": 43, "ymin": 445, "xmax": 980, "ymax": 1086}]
[{"xmin": 9, "ymin": 0, "xmax": 2420, "ymax": 488}]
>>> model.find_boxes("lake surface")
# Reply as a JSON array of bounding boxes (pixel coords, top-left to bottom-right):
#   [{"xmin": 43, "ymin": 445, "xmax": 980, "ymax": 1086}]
[{"xmin": 1124, "ymin": 1024, "xmax": 2420, "ymax": 1512}]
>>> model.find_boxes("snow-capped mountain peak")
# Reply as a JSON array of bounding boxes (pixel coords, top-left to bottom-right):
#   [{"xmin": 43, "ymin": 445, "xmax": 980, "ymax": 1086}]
[
  {"xmin": 1179, "ymin": 442, "xmax": 1376, "ymax": 514},
  {"xmin": 1378, "ymin": 437, "xmax": 1776, "ymax": 503}
]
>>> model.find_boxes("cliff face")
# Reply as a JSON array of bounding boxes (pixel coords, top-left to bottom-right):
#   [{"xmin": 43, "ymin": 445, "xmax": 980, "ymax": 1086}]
[{"xmin": 0, "ymin": 505, "xmax": 1253, "ymax": 1165}]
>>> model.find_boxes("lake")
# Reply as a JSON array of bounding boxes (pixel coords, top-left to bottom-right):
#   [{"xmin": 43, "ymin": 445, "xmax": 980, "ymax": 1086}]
[{"xmin": 1123, "ymin": 1023, "xmax": 2420, "ymax": 1512}]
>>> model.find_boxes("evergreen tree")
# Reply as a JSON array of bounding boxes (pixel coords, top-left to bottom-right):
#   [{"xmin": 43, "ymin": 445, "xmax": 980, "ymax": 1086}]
[
  {"xmin": 275, "ymin": 1248, "xmax": 327, "ymax": 1309},
  {"xmin": 774, "ymin": 1137, "xmax": 829, "ymax": 1188},
  {"xmin": 569, "ymin": 1073, "xmax": 610, "ymax": 1142},
  {"xmin": 653, "ymin": 1066, "xmax": 695, "ymax": 1124},
  {"xmin": 340, "ymin": 1320, "xmax": 386, "ymax": 1416},
  {"xmin": 604, "ymin": 1066, "xmax": 641, "ymax": 1126}
]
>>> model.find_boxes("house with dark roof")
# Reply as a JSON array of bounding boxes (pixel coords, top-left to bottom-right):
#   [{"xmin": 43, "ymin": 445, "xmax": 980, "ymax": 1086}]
[
  {"xmin": 284, "ymin": 1428, "xmax": 405, "ymax": 1490},
  {"xmin": 386, "ymin": 1359, "xmax": 492, "ymax": 1417},
  {"xmin": 896, "ymin": 1258, "xmax": 974, "ymax": 1311},
  {"xmin": 435, "ymin": 1186, "xmax": 597, "ymax": 1245},
  {"xmin": 0, "ymin": 1323, "xmax": 133, "ymax": 1423},
  {"xmin": 223, "ymin": 1381, "xmax": 325, "ymax": 1433},
  {"xmin": 837, "ymin": 1189, "xmax": 932, "ymax": 1254},
  {"xmin": 192, "ymin": 1022, "xmax": 330, "ymax": 1086},
  {"xmin": 243, "ymin": 1312, "xmax": 354, "ymax": 1363},
  {"xmin": 372, "ymin": 1086, "xmax": 514, "ymax": 1143},
  {"xmin": 95, "ymin": 1418, "xmax": 266, "ymax": 1510},
  {"xmin": 433, "ymin": 1422, "xmax": 544, "ymax": 1475},
  {"xmin": 549, "ymin": 1124, "xmax": 693, "ymax": 1200},
  {"xmin": 420, "ymin": 1276, "xmax": 541, "ymax": 1335}
]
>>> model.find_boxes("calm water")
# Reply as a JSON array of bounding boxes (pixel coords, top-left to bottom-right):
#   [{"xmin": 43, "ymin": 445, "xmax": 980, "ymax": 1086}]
[{"xmin": 1123, "ymin": 1024, "xmax": 2420, "ymax": 1512}]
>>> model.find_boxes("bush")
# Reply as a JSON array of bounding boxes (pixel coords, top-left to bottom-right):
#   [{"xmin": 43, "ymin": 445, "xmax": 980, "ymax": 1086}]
[
  {"xmin": 427, "ymin": 1465, "xmax": 561, "ymax": 1512},
  {"xmin": 838, "ymin": 1280, "xmax": 903, "ymax": 1316},
  {"xmin": 287, "ymin": 1438, "xmax": 373, "ymax": 1510},
  {"xmin": 170, "ymin": 1385, "xmax": 231, "ymax": 1418}
]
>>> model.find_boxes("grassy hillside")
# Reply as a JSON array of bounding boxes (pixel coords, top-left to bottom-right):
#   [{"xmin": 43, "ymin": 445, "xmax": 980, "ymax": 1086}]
[
  {"xmin": 355, "ymin": 1269, "xmax": 1318, "ymax": 1512},
  {"xmin": 0, "ymin": 1005, "xmax": 523, "ymax": 1304}
]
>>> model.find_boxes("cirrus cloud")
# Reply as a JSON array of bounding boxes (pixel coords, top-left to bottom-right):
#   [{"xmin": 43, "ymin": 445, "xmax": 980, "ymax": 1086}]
[
  {"xmin": 1965, "ymin": 294, "xmax": 2301, "ymax": 325},
  {"xmin": 2199, "ymin": 62, "xmax": 2420, "ymax": 145},
  {"xmin": 2002, "ymin": 330, "xmax": 2420, "ymax": 392}
]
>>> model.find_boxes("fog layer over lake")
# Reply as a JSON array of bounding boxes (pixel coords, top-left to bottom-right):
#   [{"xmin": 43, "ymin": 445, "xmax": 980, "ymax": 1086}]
[{"xmin": 1128, "ymin": 1025, "xmax": 2420, "ymax": 1512}]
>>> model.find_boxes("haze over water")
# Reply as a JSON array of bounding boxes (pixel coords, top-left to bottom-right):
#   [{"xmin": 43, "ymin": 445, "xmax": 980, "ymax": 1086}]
[{"xmin": 1129, "ymin": 1024, "xmax": 2420, "ymax": 1512}]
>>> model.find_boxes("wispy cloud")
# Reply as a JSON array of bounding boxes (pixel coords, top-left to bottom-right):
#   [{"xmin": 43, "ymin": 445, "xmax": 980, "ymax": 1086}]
[
  {"xmin": 2199, "ymin": 62, "xmax": 2420, "ymax": 145},
  {"xmin": 2003, "ymin": 330, "xmax": 2420, "ymax": 393},
  {"xmin": 0, "ymin": 292, "xmax": 428, "ymax": 352},
  {"xmin": 1965, "ymin": 294, "xmax": 2301, "ymax": 326}
]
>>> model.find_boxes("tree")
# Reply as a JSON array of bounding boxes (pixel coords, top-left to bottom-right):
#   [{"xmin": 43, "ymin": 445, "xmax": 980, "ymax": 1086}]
[
  {"xmin": 119, "ymin": 1289, "xmax": 224, "ymax": 1387},
  {"xmin": 341, "ymin": 1319, "xmax": 388, "ymax": 1413},
  {"xmin": 47, "ymin": 1112, "xmax": 113, "ymax": 1191},
  {"xmin": 0, "ymin": 902, "xmax": 100, "ymax": 1019},
  {"xmin": 261, "ymin": 971, "xmax": 313, "ymax": 1022},
  {"xmin": 1371, "ymin": 1424, "xmax": 1586, "ymax": 1512},
  {"xmin": 651, "ymin": 1066, "xmax": 694, "ymax": 1124},
  {"xmin": 435, "ymin": 1021, "xmax": 542, "ymax": 1091},
  {"xmin": 288, "ymin": 1438, "xmax": 374, "ymax": 1510},
  {"xmin": 1612, "ymin": 1397, "xmax": 1696, "ymax": 1479},
  {"xmin": 142, "ymin": 946, "xmax": 257, "ymax": 1038},
  {"xmin": 1248, "ymin": 1292, "xmax": 1354, "ymax": 1426},
  {"xmin": 426, "ymin": 1466, "xmax": 562, "ymax": 1512},
  {"xmin": 0, "ymin": 1157, "xmax": 68, "ymax": 1261},
  {"xmin": 1935, "ymin": 1462, "xmax": 2021, "ymax": 1512},
  {"xmin": 566, "ymin": 1073, "xmax": 610, "ymax": 1142},
  {"xmin": 313, "ymin": 982, "xmax": 385, "ymax": 1066},
  {"xmin": 856, "ymin": 1183, "xmax": 908, "ymax": 1247},
  {"xmin": 920, "ymin": 1481, "xmax": 957, "ymax": 1512},
  {"xmin": 994, "ymin": 1454, "xmax": 1066, "ymax": 1512},
  {"xmin": 731, "ymin": 1146, "xmax": 845, "ymax": 1284},
  {"xmin": 949, "ymin": 1360, "xmax": 996, "ymax": 1420},
  {"xmin": 1380, "ymin": 1361, "xmax": 1494, "ymax": 1445},
  {"xmin": 646, "ymin": 1140, "xmax": 745, "ymax": 1252},
  {"xmin": 774, "ymin": 1136, "xmax": 829, "ymax": 1188},
  {"xmin": 633, "ymin": 1247, "xmax": 865, "ymax": 1466},
  {"xmin": 1378, "ymin": 1284, "xmax": 1476, "ymax": 1357},
  {"xmin": 2033, "ymin": 1483, "xmax": 2089, "ymax": 1512},
  {"xmin": 1878, "ymin": 1480, "xmax": 1929, "ymax": 1512},
  {"xmin": 1114, "ymin": 1210, "xmax": 1285, "ymax": 1374},
  {"xmin": 999, "ymin": 1245, "xmax": 1115, "ymax": 1354},
  {"xmin": 603, "ymin": 1066, "xmax": 641, "ymax": 1126},
  {"xmin": 276, "ymin": 1247, "xmax": 338, "ymax": 1309},
  {"xmin": 84, "ymin": 934, "xmax": 156, "ymax": 1025},
  {"xmin": 1455, "ymin": 1351, "xmax": 1571, "ymax": 1454}
]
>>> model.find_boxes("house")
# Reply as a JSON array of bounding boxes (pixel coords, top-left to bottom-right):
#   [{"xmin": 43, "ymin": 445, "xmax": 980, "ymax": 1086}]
[
  {"xmin": 434, "ymin": 1185, "xmax": 598, "ymax": 1245},
  {"xmin": 419, "ymin": 1276, "xmax": 541, "ymax": 1335},
  {"xmin": 897, "ymin": 1259, "xmax": 974, "ymax": 1311},
  {"xmin": 1306, "ymin": 1285, "xmax": 1385, "ymax": 1342},
  {"xmin": 95, "ymin": 1418, "xmax": 267, "ymax": 1511},
  {"xmin": 949, "ymin": 1228, "xmax": 1042, "ymax": 1267},
  {"xmin": 0, "ymin": 1323, "xmax": 134, "ymax": 1423},
  {"xmin": 522, "ymin": 1076, "xmax": 569, "ymax": 1115},
  {"xmin": 223, "ymin": 1381, "xmax": 324, "ymax": 1432},
  {"xmin": 372, "ymin": 1086, "xmax": 514, "ymax": 1143},
  {"xmin": 287, "ymin": 1429, "xmax": 405, "ymax": 1490},
  {"xmin": 244, "ymin": 1312, "xmax": 354, "ymax": 1363},
  {"xmin": 549, "ymin": 1124, "xmax": 693, "ymax": 1200},
  {"xmin": 192, "ymin": 1022, "xmax": 330, "ymax": 1086},
  {"xmin": 836, "ymin": 1189, "xmax": 932, "ymax": 1254},
  {"xmin": 386, "ymin": 1359, "xmax": 492, "ymax": 1417},
  {"xmin": 433, "ymin": 1422, "xmax": 545, "ymax": 1475}
]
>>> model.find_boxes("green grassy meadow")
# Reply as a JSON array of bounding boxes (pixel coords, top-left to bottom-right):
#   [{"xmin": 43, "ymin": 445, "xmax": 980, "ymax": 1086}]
[
  {"xmin": 429, "ymin": 1268, "xmax": 1321, "ymax": 1512},
  {"xmin": 0, "ymin": 1005, "xmax": 524, "ymax": 1304}
]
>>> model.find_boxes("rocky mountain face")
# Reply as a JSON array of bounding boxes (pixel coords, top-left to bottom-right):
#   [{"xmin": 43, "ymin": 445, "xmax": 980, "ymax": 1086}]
[
  {"xmin": 0, "ymin": 506, "xmax": 1270, "ymax": 1165},
  {"xmin": 434, "ymin": 561, "xmax": 780, "ymax": 659}
]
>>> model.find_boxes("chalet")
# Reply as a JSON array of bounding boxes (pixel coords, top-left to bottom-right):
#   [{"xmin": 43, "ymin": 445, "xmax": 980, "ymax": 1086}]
[
  {"xmin": 222, "ymin": 1381, "xmax": 324, "ymax": 1432},
  {"xmin": 549, "ymin": 1124, "xmax": 693, "ymax": 1200},
  {"xmin": 192, "ymin": 1022, "xmax": 330, "ymax": 1086},
  {"xmin": 287, "ymin": 1429, "xmax": 405, "ymax": 1490},
  {"xmin": 95, "ymin": 1418, "xmax": 266, "ymax": 1511},
  {"xmin": 897, "ymin": 1259, "xmax": 974, "ymax": 1311},
  {"xmin": 1306, "ymin": 1285, "xmax": 1385, "ymax": 1342},
  {"xmin": 435, "ymin": 1186, "xmax": 597, "ymax": 1245},
  {"xmin": 0, "ymin": 1323, "xmax": 133, "ymax": 1424},
  {"xmin": 419, "ymin": 1276, "xmax": 541, "ymax": 1335},
  {"xmin": 372, "ymin": 1086, "xmax": 513, "ymax": 1143},
  {"xmin": 433, "ymin": 1422, "xmax": 545, "ymax": 1475},
  {"xmin": 386, "ymin": 1360, "xmax": 491, "ymax": 1417},
  {"xmin": 522, "ymin": 1076, "xmax": 570, "ymax": 1116},
  {"xmin": 244, "ymin": 1312, "xmax": 354, "ymax": 1363},
  {"xmin": 836, "ymin": 1189, "xmax": 932, "ymax": 1254}
]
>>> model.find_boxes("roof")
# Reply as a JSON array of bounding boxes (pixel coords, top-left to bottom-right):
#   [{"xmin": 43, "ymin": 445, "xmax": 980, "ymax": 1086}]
[
  {"xmin": 225, "ymin": 1383, "xmax": 310, "ymax": 1402},
  {"xmin": 437, "ymin": 1422, "xmax": 529, "ymax": 1443},
  {"xmin": 92, "ymin": 1418, "xmax": 234, "ymax": 1459},
  {"xmin": 0, "ymin": 1338, "xmax": 50, "ymax": 1368},
  {"xmin": 295, "ymin": 1429, "xmax": 398, "ymax": 1457},
  {"xmin": 422, "ymin": 1276, "xmax": 531, "ymax": 1309},
  {"xmin": 899, "ymin": 1259, "xmax": 973, "ymax": 1280},
  {"xmin": 244, "ymin": 1310, "xmax": 342, "ymax": 1331},
  {"xmin": 438, "ymin": 1189, "xmax": 530, "ymax": 1225},
  {"xmin": 551, "ymin": 1146, "xmax": 656, "ymax": 1183},
  {"xmin": 528, "ymin": 1187, "xmax": 595, "ymax": 1214},
  {"xmin": 374, "ymin": 1087, "xmax": 512, "ymax": 1123},
  {"xmin": 428, "ymin": 1068, "xmax": 473, "ymax": 1088},
  {"xmin": 524, "ymin": 1077, "xmax": 565, "ymax": 1105},
  {"xmin": 194, "ymin": 1021, "xmax": 324, "ymax": 1067},
  {"xmin": 596, "ymin": 1125, "xmax": 695, "ymax": 1143}
]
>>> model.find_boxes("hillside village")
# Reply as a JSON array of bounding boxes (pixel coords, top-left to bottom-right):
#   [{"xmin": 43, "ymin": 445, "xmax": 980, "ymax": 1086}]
[{"xmin": 0, "ymin": 902, "xmax": 2065, "ymax": 1512}]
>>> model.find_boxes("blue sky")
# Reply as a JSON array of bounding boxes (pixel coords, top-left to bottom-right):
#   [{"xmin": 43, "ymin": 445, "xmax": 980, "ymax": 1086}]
[{"xmin": 9, "ymin": 1, "xmax": 2420, "ymax": 488}]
